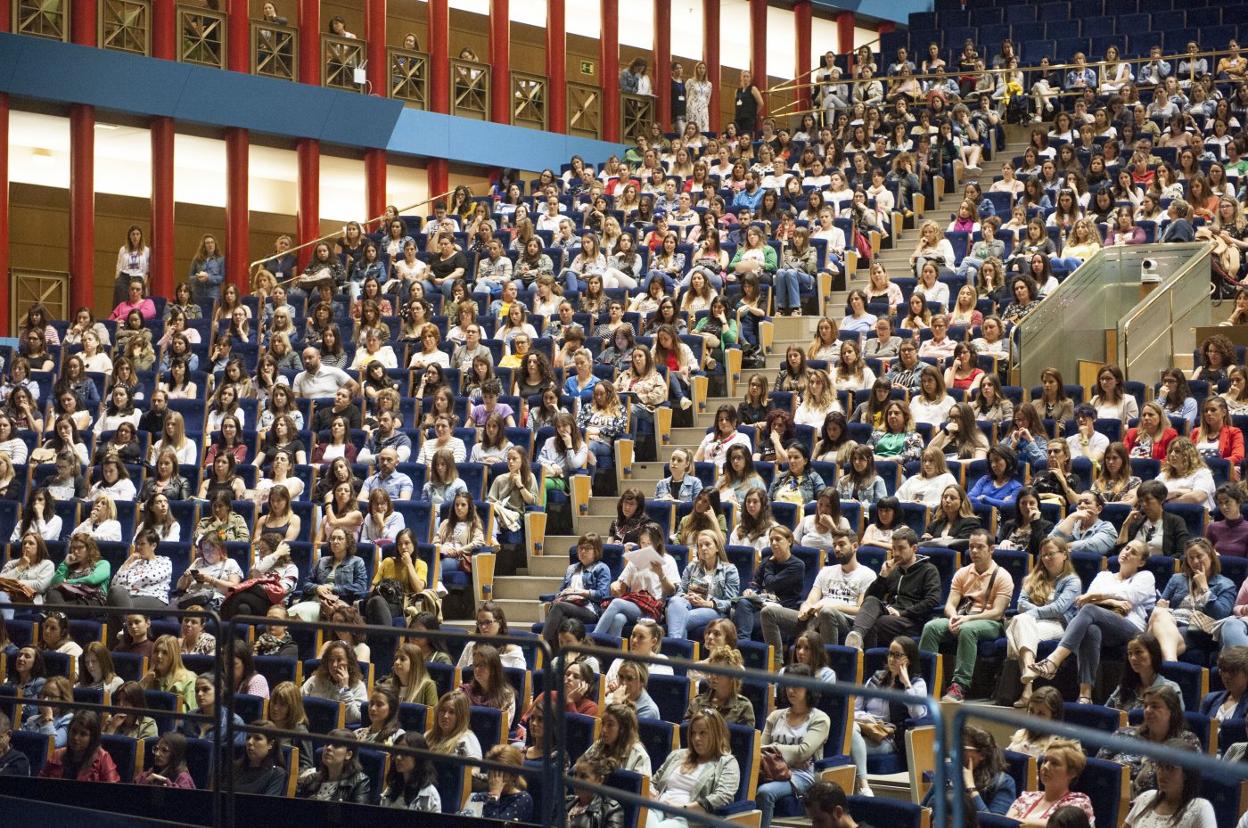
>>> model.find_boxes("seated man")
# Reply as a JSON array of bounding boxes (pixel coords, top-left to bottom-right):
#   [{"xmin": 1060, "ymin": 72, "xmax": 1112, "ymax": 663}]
[
  {"xmin": 843, "ymin": 527, "xmax": 941, "ymax": 650},
  {"xmin": 918, "ymin": 529, "xmax": 1014, "ymax": 702}
]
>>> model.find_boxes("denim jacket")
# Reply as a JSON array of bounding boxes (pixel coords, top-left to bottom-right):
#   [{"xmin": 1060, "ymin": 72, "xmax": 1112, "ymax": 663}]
[
  {"xmin": 560, "ymin": 561, "xmax": 612, "ymax": 606},
  {"xmin": 678, "ymin": 561, "xmax": 741, "ymax": 614},
  {"xmin": 300, "ymin": 555, "xmax": 368, "ymax": 603},
  {"xmin": 1018, "ymin": 572, "xmax": 1081, "ymax": 624}
]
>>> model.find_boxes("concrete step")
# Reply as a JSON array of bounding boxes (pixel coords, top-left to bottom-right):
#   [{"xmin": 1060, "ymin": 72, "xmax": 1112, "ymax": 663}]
[
  {"xmin": 486, "ymin": 598, "xmax": 544, "ymax": 622},
  {"xmin": 492, "ymin": 575, "xmax": 563, "ymax": 599},
  {"xmin": 524, "ymin": 554, "xmax": 572, "ymax": 577}
]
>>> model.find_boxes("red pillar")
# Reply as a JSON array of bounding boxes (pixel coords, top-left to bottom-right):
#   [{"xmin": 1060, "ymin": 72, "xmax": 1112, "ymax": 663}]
[
  {"xmin": 794, "ymin": 0, "xmax": 812, "ymax": 112},
  {"xmin": 69, "ymin": 106, "xmax": 95, "ymax": 314},
  {"xmin": 877, "ymin": 22, "xmax": 895, "ymax": 36},
  {"xmin": 225, "ymin": 128, "xmax": 250, "ymax": 293},
  {"xmin": 152, "ymin": 0, "xmax": 175, "ymax": 60},
  {"xmin": 427, "ymin": 160, "xmax": 449, "ymax": 204},
  {"xmin": 490, "ymin": 0, "xmax": 510, "ymax": 124},
  {"xmin": 296, "ymin": 139, "xmax": 320, "ymax": 267},
  {"xmin": 837, "ymin": 11, "xmax": 854, "ymax": 75},
  {"xmin": 600, "ymin": 0, "xmax": 620, "ymax": 142},
  {"xmin": 227, "ymin": 0, "xmax": 248, "ymax": 72},
  {"xmin": 429, "ymin": 0, "xmax": 449, "ymax": 114},
  {"xmin": 749, "ymin": 0, "xmax": 766, "ymax": 117},
  {"xmin": 546, "ymin": 0, "xmax": 566, "ymax": 134},
  {"xmin": 654, "ymin": 0, "xmax": 671, "ymax": 131},
  {"xmin": 150, "ymin": 118, "xmax": 175, "ymax": 300},
  {"xmin": 70, "ymin": 0, "xmax": 97, "ymax": 314},
  {"xmin": 298, "ymin": 0, "xmax": 320, "ymax": 85},
  {"xmin": 365, "ymin": 0, "xmax": 387, "ymax": 95},
  {"xmin": 703, "ymin": 0, "xmax": 720, "ymax": 132},
  {"xmin": 0, "ymin": 0, "xmax": 9, "ymax": 334},
  {"xmin": 365, "ymin": 150, "xmax": 387, "ymax": 224}
]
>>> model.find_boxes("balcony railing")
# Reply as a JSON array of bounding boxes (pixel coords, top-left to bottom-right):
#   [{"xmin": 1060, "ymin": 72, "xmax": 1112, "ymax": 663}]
[
  {"xmin": 511, "ymin": 72, "xmax": 546, "ymax": 130},
  {"xmin": 388, "ymin": 46, "xmax": 428, "ymax": 108},
  {"xmin": 621, "ymin": 91, "xmax": 653, "ymax": 143},
  {"xmin": 451, "ymin": 57, "xmax": 489, "ymax": 120},
  {"xmin": 14, "ymin": 0, "xmax": 68, "ymax": 41},
  {"xmin": 99, "ymin": 0, "xmax": 148, "ymax": 55},
  {"xmin": 251, "ymin": 20, "xmax": 296, "ymax": 81},
  {"xmin": 322, "ymin": 33, "xmax": 364, "ymax": 91},
  {"xmin": 177, "ymin": 4, "xmax": 224, "ymax": 68},
  {"xmin": 567, "ymin": 81, "xmax": 600, "ymax": 139}
]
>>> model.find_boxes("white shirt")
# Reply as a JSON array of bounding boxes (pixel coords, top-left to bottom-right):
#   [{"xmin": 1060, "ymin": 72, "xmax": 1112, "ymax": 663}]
[
  {"xmin": 1156, "ymin": 467, "xmax": 1217, "ymax": 511},
  {"xmin": 793, "ymin": 515, "xmax": 852, "ymax": 549},
  {"xmin": 895, "ymin": 472, "xmax": 958, "ymax": 508},
  {"xmin": 812, "ymin": 563, "xmax": 877, "ymax": 606},
  {"xmin": 910, "ymin": 395, "xmax": 956, "ymax": 426},
  {"xmin": 1123, "ymin": 790, "xmax": 1215, "ymax": 828}
]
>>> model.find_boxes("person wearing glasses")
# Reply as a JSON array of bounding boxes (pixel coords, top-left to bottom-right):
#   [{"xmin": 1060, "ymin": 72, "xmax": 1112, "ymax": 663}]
[
  {"xmin": 1048, "ymin": 492, "xmax": 1118, "ymax": 556},
  {"xmin": 1116, "ymin": 480, "xmax": 1191, "ymax": 557}
]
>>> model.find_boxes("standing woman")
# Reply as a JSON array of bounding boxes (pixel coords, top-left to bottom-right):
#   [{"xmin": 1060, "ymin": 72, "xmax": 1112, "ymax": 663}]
[
  {"xmin": 734, "ymin": 70, "xmax": 764, "ymax": 135},
  {"xmin": 114, "ymin": 225, "xmax": 151, "ymax": 308},
  {"xmin": 686, "ymin": 61, "xmax": 713, "ymax": 132},
  {"xmin": 188, "ymin": 234, "xmax": 225, "ymax": 310},
  {"xmin": 1026, "ymin": 541, "xmax": 1156, "ymax": 705},
  {"xmin": 1008, "ymin": 537, "xmax": 1080, "ymax": 707}
]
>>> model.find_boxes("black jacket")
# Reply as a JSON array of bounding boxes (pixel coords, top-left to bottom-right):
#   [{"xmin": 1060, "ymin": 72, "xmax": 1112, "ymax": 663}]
[
  {"xmin": 865, "ymin": 555, "xmax": 942, "ymax": 622},
  {"xmin": 0, "ymin": 748, "xmax": 30, "ymax": 777},
  {"xmin": 297, "ymin": 768, "xmax": 371, "ymax": 804},
  {"xmin": 996, "ymin": 518, "xmax": 1055, "ymax": 558},
  {"xmin": 747, "ymin": 553, "xmax": 807, "ymax": 609},
  {"xmin": 1123, "ymin": 512, "xmax": 1191, "ymax": 557},
  {"xmin": 567, "ymin": 794, "xmax": 626, "ymax": 828}
]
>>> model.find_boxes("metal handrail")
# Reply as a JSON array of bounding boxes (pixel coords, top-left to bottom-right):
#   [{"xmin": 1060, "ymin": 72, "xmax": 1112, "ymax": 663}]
[{"xmin": 251, "ymin": 20, "xmax": 297, "ymax": 82}]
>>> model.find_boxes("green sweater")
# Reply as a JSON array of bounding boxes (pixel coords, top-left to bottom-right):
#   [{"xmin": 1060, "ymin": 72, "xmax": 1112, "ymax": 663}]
[{"xmin": 50, "ymin": 559, "xmax": 111, "ymax": 589}]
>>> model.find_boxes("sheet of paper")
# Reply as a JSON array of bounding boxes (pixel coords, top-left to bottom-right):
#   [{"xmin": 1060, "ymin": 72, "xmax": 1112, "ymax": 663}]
[{"xmin": 623, "ymin": 545, "xmax": 662, "ymax": 569}]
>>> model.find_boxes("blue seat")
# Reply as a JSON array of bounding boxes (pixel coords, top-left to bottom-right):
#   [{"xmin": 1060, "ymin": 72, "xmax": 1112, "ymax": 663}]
[{"xmin": 648, "ymin": 673, "xmax": 692, "ymax": 723}]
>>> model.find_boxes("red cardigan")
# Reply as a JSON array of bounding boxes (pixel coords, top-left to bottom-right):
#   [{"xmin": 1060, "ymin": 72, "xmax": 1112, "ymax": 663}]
[
  {"xmin": 1123, "ymin": 426, "xmax": 1178, "ymax": 461},
  {"xmin": 1192, "ymin": 425, "xmax": 1246, "ymax": 465},
  {"xmin": 40, "ymin": 747, "xmax": 121, "ymax": 782}
]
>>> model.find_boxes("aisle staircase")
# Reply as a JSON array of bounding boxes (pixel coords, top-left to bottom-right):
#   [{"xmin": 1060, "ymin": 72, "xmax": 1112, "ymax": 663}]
[{"xmin": 479, "ymin": 125, "xmax": 1041, "ymax": 625}]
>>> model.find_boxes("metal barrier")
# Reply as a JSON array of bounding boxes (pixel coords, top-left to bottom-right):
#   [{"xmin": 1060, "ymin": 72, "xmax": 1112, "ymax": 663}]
[
  {"xmin": 1, "ymin": 602, "xmax": 951, "ymax": 828},
  {"xmin": 1118, "ymin": 242, "xmax": 1213, "ymax": 384},
  {"xmin": 388, "ymin": 46, "xmax": 428, "ymax": 107},
  {"xmin": 451, "ymin": 58, "xmax": 490, "ymax": 120},
  {"xmin": 251, "ymin": 20, "xmax": 297, "ymax": 82},
  {"xmin": 99, "ymin": 0, "xmax": 150, "ymax": 56}
]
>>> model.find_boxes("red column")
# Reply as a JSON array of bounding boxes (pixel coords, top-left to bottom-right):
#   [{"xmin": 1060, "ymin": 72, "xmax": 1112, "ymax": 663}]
[
  {"xmin": 877, "ymin": 22, "xmax": 895, "ymax": 36},
  {"xmin": 298, "ymin": 0, "xmax": 320, "ymax": 85},
  {"xmin": 749, "ymin": 0, "xmax": 766, "ymax": 116},
  {"xmin": 152, "ymin": 0, "xmax": 175, "ymax": 60},
  {"xmin": 703, "ymin": 0, "xmax": 720, "ymax": 132},
  {"xmin": 70, "ymin": 0, "xmax": 97, "ymax": 314},
  {"xmin": 365, "ymin": 150, "xmax": 388, "ymax": 224},
  {"xmin": 794, "ymin": 0, "xmax": 811, "ymax": 112},
  {"xmin": 600, "ymin": 0, "xmax": 619, "ymax": 142},
  {"xmin": 546, "ymin": 0, "xmax": 566, "ymax": 133},
  {"xmin": 225, "ymin": 128, "xmax": 250, "ymax": 292},
  {"xmin": 427, "ymin": 160, "xmax": 449, "ymax": 204},
  {"xmin": 837, "ymin": 11, "xmax": 854, "ymax": 75},
  {"xmin": 429, "ymin": 0, "xmax": 449, "ymax": 114},
  {"xmin": 365, "ymin": 0, "xmax": 387, "ymax": 95},
  {"xmin": 490, "ymin": 0, "xmax": 510, "ymax": 124},
  {"xmin": 227, "ymin": 0, "xmax": 248, "ymax": 72},
  {"xmin": 654, "ymin": 0, "xmax": 671, "ymax": 131},
  {"xmin": 296, "ymin": 139, "xmax": 320, "ymax": 267},
  {"xmin": 150, "ymin": 118, "xmax": 175, "ymax": 300},
  {"xmin": 0, "ymin": 0, "xmax": 9, "ymax": 334},
  {"xmin": 69, "ymin": 105, "xmax": 95, "ymax": 314}
]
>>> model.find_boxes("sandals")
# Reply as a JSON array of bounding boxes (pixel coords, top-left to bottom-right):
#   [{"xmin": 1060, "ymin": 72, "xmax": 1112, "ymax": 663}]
[
  {"xmin": 1028, "ymin": 658, "xmax": 1059, "ymax": 681},
  {"xmin": 1077, "ymin": 695, "xmax": 1094, "ymax": 705},
  {"xmin": 1012, "ymin": 693, "xmax": 1032, "ymax": 709}
]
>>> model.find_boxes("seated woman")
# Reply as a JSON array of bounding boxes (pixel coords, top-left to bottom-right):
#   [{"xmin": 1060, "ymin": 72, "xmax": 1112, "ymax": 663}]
[
  {"xmin": 380, "ymin": 642, "xmax": 438, "ymax": 708},
  {"xmin": 592, "ymin": 523, "xmax": 680, "ymax": 637},
  {"xmin": 896, "ymin": 447, "xmax": 958, "ymax": 508},
  {"xmin": 1105, "ymin": 633, "xmax": 1185, "ymax": 713},
  {"xmin": 921, "ymin": 484, "xmax": 981, "ymax": 545},
  {"xmin": 378, "ymin": 731, "xmax": 441, "ymax": 811},
  {"xmin": 287, "ymin": 527, "xmax": 367, "ymax": 623},
  {"xmin": 605, "ymin": 618, "xmax": 673, "ymax": 688},
  {"xmin": 650, "ymin": 708, "xmax": 741, "ymax": 827},
  {"xmin": 105, "ymin": 528, "xmax": 171, "ymax": 621},
  {"xmin": 1190, "ymin": 397, "xmax": 1243, "ymax": 478},
  {"xmin": 1146, "ymin": 537, "xmax": 1236, "ymax": 661},
  {"xmin": 173, "ymin": 535, "xmax": 243, "ymax": 612},
  {"xmin": 454, "ymin": 601, "xmax": 527, "ymax": 670},
  {"xmin": 1004, "ymin": 738, "xmax": 1096, "ymax": 826},
  {"xmin": 459, "ymin": 745, "xmax": 533, "ymax": 820},
  {"xmin": 666, "ymin": 530, "xmax": 741, "ymax": 641},
  {"xmin": 0, "ymin": 532, "xmax": 55, "ymax": 616},
  {"xmin": 21, "ymin": 676, "xmax": 75, "ymax": 747},
  {"xmin": 1006, "ymin": 686, "xmax": 1066, "ymax": 758},
  {"xmin": 1098, "ymin": 685, "xmax": 1202, "ymax": 798},
  {"xmin": 850, "ymin": 635, "xmax": 929, "ymax": 798},
  {"xmin": 793, "ymin": 490, "xmax": 850, "ymax": 550},
  {"xmin": 755, "ymin": 663, "xmax": 830, "ymax": 826},
  {"xmin": 1125, "ymin": 401, "xmax": 1178, "ymax": 461},
  {"xmin": 424, "ymin": 690, "xmax": 483, "ymax": 760},
  {"xmin": 38, "ymin": 711, "xmax": 120, "ymax": 783},
  {"xmin": 541, "ymin": 532, "xmax": 612, "ymax": 648},
  {"xmin": 1122, "ymin": 739, "xmax": 1217, "ymax": 827},
  {"xmin": 1092, "ymin": 442, "xmax": 1142, "ymax": 506},
  {"xmin": 869, "ymin": 400, "xmax": 924, "ymax": 463},
  {"xmin": 578, "ymin": 701, "xmax": 651, "ymax": 775},
  {"xmin": 921, "ymin": 725, "xmax": 1015, "ymax": 816},
  {"xmin": 138, "ymin": 635, "xmax": 197, "ymax": 710},
  {"xmin": 233, "ymin": 723, "xmax": 289, "ymax": 795},
  {"xmin": 969, "ymin": 445, "xmax": 1023, "ymax": 512},
  {"xmin": 296, "ymin": 727, "xmax": 371, "ymax": 803},
  {"xmin": 134, "ymin": 732, "xmax": 196, "ymax": 789},
  {"xmin": 683, "ymin": 646, "xmax": 754, "ymax": 727},
  {"xmin": 1008, "ymin": 536, "xmax": 1079, "ymax": 706},
  {"xmin": 767, "ymin": 443, "xmax": 826, "ymax": 508},
  {"xmin": 1156, "ymin": 437, "xmax": 1217, "ymax": 512},
  {"xmin": 251, "ymin": 482, "xmax": 303, "ymax": 542},
  {"xmin": 177, "ymin": 673, "xmax": 244, "ymax": 743},
  {"xmin": 300, "ymin": 641, "xmax": 368, "ymax": 725},
  {"xmin": 1026, "ymin": 540, "xmax": 1156, "ymax": 705},
  {"xmin": 355, "ymin": 685, "xmax": 405, "ymax": 746}
]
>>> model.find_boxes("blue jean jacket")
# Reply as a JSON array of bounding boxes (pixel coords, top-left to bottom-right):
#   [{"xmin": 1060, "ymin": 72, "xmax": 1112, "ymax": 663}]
[{"xmin": 301, "ymin": 555, "xmax": 369, "ymax": 603}]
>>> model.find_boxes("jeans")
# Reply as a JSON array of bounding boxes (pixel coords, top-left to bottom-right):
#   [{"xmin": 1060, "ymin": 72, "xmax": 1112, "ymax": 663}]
[
  {"xmin": 473, "ymin": 281, "xmax": 505, "ymax": 299},
  {"xmin": 850, "ymin": 722, "xmax": 896, "ymax": 777},
  {"xmin": 739, "ymin": 312, "xmax": 760, "ymax": 348},
  {"xmin": 774, "ymin": 268, "xmax": 814, "ymax": 311},
  {"xmin": 1221, "ymin": 619, "xmax": 1248, "ymax": 649},
  {"xmin": 918, "ymin": 617, "xmax": 1004, "ymax": 688},
  {"xmin": 440, "ymin": 557, "xmax": 463, "ymax": 581},
  {"xmin": 588, "ymin": 440, "xmax": 613, "ymax": 471},
  {"xmin": 562, "ymin": 270, "xmax": 588, "ymax": 293},
  {"xmin": 756, "ymin": 770, "xmax": 814, "ymax": 828},
  {"xmin": 594, "ymin": 597, "xmax": 645, "ymax": 637},
  {"xmin": 849, "ymin": 596, "xmax": 923, "ymax": 648},
  {"xmin": 956, "ymin": 257, "xmax": 985, "ymax": 285},
  {"xmin": 1051, "ymin": 257, "xmax": 1083, "ymax": 274},
  {"xmin": 665, "ymin": 597, "xmax": 722, "ymax": 639},
  {"xmin": 1058, "ymin": 604, "xmax": 1141, "ymax": 686},
  {"xmin": 733, "ymin": 598, "xmax": 762, "ymax": 638},
  {"xmin": 667, "ymin": 373, "xmax": 689, "ymax": 404},
  {"xmin": 760, "ymin": 605, "xmax": 851, "ymax": 656}
]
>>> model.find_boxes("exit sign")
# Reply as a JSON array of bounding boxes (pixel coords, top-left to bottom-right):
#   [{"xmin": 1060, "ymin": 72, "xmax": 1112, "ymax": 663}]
[{"xmin": 580, "ymin": 60, "xmax": 594, "ymax": 76}]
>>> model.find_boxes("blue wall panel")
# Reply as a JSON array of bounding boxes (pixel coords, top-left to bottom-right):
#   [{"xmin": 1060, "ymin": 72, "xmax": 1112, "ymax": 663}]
[
  {"xmin": 0, "ymin": 32, "xmax": 622, "ymax": 169},
  {"xmin": 809, "ymin": 0, "xmax": 931, "ymax": 25}
]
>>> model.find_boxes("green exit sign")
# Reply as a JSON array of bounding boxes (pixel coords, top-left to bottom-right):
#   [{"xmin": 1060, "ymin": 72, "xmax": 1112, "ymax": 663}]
[{"xmin": 580, "ymin": 60, "xmax": 594, "ymax": 76}]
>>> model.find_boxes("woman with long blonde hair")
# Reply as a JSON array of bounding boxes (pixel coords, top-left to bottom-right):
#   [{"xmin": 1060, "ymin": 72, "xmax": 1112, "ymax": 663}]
[
  {"xmin": 805, "ymin": 317, "xmax": 840, "ymax": 361},
  {"xmin": 424, "ymin": 689, "xmax": 482, "ymax": 758},
  {"xmin": 794, "ymin": 369, "xmax": 841, "ymax": 428},
  {"xmin": 1007, "ymin": 537, "xmax": 1080, "ymax": 706},
  {"xmin": 139, "ymin": 634, "xmax": 197, "ymax": 710}
]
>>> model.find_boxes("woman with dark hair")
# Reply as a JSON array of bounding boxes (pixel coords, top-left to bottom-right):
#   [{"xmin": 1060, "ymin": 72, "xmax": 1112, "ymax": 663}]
[
  {"xmin": 1157, "ymin": 368, "xmax": 1199, "ymax": 429},
  {"xmin": 542, "ymin": 533, "xmax": 611, "ymax": 647},
  {"xmin": 1099, "ymin": 685, "xmax": 1202, "ymax": 797},
  {"xmin": 380, "ymin": 731, "xmax": 441, "ymax": 811},
  {"xmin": 296, "ymin": 727, "xmax": 370, "ymax": 802},
  {"xmin": 921, "ymin": 725, "xmax": 1015, "ymax": 815},
  {"xmin": 851, "ymin": 635, "xmax": 929, "ymax": 795},
  {"xmin": 968, "ymin": 445, "xmax": 1022, "ymax": 511},
  {"xmin": 234, "ymin": 721, "xmax": 287, "ymax": 795},
  {"xmin": 135, "ymin": 731, "xmax": 195, "ymax": 788},
  {"xmin": 300, "ymin": 641, "xmax": 368, "ymax": 725},
  {"xmin": 755, "ymin": 408, "xmax": 795, "ymax": 463},
  {"xmin": 1122, "ymin": 738, "xmax": 1215, "ymax": 826},
  {"xmin": 1106, "ymin": 633, "xmax": 1183, "ymax": 713},
  {"xmin": 39, "ymin": 710, "xmax": 120, "ymax": 782}
]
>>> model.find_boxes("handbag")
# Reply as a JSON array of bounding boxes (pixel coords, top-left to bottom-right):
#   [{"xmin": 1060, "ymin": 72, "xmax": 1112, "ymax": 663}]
[
  {"xmin": 760, "ymin": 746, "xmax": 791, "ymax": 782},
  {"xmin": 229, "ymin": 573, "xmax": 288, "ymax": 605},
  {"xmin": 0, "ymin": 577, "xmax": 33, "ymax": 603},
  {"xmin": 955, "ymin": 570, "xmax": 997, "ymax": 616},
  {"xmin": 607, "ymin": 590, "xmax": 664, "ymax": 620},
  {"xmin": 371, "ymin": 578, "xmax": 407, "ymax": 618},
  {"xmin": 856, "ymin": 718, "xmax": 896, "ymax": 745},
  {"xmin": 55, "ymin": 582, "xmax": 105, "ymax": 606}
]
